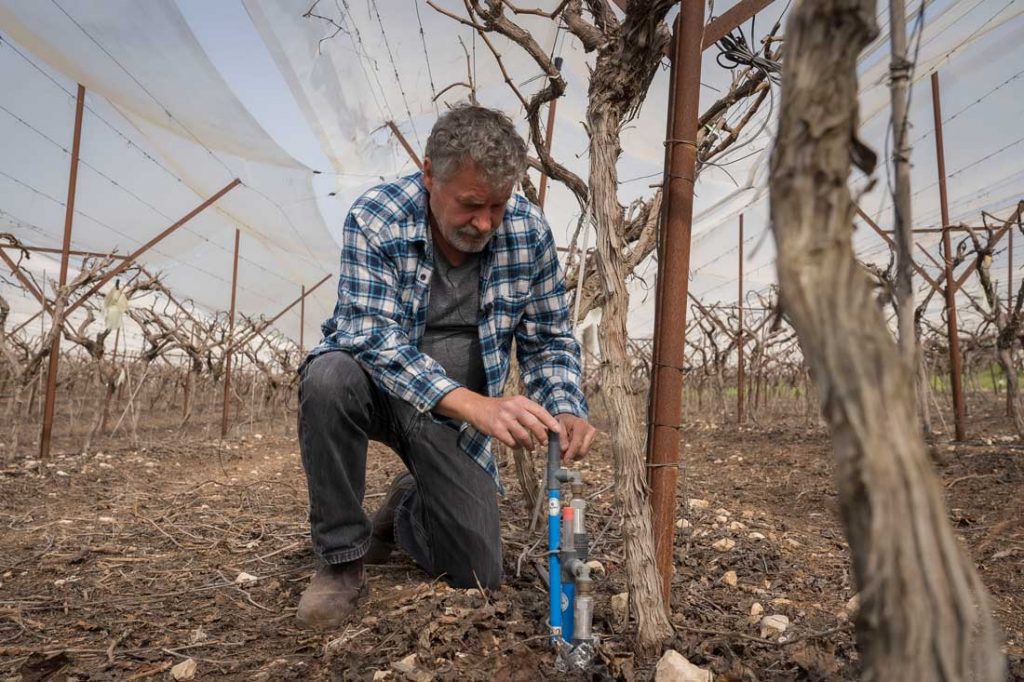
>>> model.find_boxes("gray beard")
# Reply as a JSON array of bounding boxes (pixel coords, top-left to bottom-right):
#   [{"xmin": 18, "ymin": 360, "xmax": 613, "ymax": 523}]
[{"xmin": 449, "ymin": 230, "xmax": 493, "ymax": 253}]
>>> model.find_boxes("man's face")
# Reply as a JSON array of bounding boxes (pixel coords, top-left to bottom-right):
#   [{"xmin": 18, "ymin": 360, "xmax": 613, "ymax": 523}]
[{"xmin": 423, "ymin": 158, "xmax": 513, "ymax": 254}]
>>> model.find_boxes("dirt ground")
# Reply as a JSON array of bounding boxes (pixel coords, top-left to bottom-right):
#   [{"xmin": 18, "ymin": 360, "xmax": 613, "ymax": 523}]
[{"xmin": 1, "ymin": 405, "xmax": 1021, "ymax": 680}]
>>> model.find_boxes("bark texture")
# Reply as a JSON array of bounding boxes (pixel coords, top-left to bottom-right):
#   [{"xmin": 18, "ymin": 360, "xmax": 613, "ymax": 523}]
[
  {"xmin": 770, "ymin": 1, "xmax": 1006, "ymax": 679},
  {"xmin": 581, "ymin": 3, "xmax": 678, "ymax": 649},
  {"xmin": 589, "ymin": 102, "xmax": 673, "ymax": 653}
]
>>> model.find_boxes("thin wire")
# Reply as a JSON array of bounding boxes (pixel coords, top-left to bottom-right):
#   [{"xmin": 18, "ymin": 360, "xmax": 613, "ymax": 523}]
[
  {"xmin": 913, "ymin": 133, "xmax": 1024, "ymax": 200},
  {"xmin": 369, "ymin": 0, "xmax": 423, "ymax": 149},
  {"xmin": 0, "ymin": 35, "xmax": 289, "ymax": 280},
  {"xmin": 0, "ymin": 33, "xmax": 185, "ymax": 187},
  {"xmin": 0, "ymin": 98, "xmax": 308, "ymax": 289},
  {"xmin": 309, "ymin": 0, "xmax": 391, "ymax": 124},
  {"xmin": 882, "ymin": 0, "xmax": 926, "ymax": 237},
  {"xmin": 335, "ymin": 0, "xmax": 397, "ymax": 123},
  {"xmin": 48, "ymin": 0, "xmax": 324, "ymax": 269},
  {"xmin": 49, "ymin": 0, "xmax": 234, "ymax": 178},
  {"xmin": 412, "ymin": 0, "xmax": 439, "ymax": 112},
  {"xmin": 619, "ymin": 170, "xmax": 663, "ymax": 185},
  {"xmin": 910, "ymin": 67, "xmax": 1024, "ymax": 146},
  {"xmin": 0, "ymin": 208, "xmax": 50, "ymax": 239},
  {"xmin": 691, "ymin": 232, "xmax": 759, "ymax": 276},
  {"xmin": 0, "ymin": 169, "xmax": 286, "ymax": 303},
  {"xmin": 930, "ymin": 0, "xmax": 1018, "ymax": 65},
  {"xmin": 858, "ymin": 0, "xmax": 1013, "ymax": 107},
  {"xmin": 684, "ymin": 141, "xmax": 1022, "ymax": 309}
]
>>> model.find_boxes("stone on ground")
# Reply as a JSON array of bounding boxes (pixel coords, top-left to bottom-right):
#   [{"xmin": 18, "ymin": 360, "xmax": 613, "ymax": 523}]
[
  {"xmin": 712, "ymin": 538, "xmax": 735, "ymax": 552},
  {"xmin": 760, "ymin": 614, "xmax": 790, "ymax": 639},
  {"xmin": 610, "ymin": 592, "xmax": 629, "ymax": 624},
  {"xmin": 654, "ymin": 650, "xmax": 713, "ymax": 682},
  {"xmin": 170, "ymin": 658, "xmax": 197, "ymax": 681}
]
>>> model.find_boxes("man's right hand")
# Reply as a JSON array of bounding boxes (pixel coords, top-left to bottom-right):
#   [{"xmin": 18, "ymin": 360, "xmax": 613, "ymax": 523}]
[{"xmin": 436, "ymin": 388, "xmax": 561, "ymax": 450}]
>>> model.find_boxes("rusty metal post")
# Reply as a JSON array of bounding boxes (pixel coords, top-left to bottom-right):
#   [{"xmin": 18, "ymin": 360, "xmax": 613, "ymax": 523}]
[
  {"xmin": 1009, "ymin": 226, "xmax": 1014, "ymax": 416},
  {"xmin": 931, "ymin": 72, "xmax": 966, "ymax": 441},
  {"xmin": 63, "ymin": 179, "xmax": 240, "ymax": 318},
  {"xmin": 39, "ymin": 84, "xmax": 85, "ymax": 459},
  {"xmin": 537, "ymin": 98, "xmax": 558, "ymax": 208},
  {"xmin": 228, "ymin": 274, "xmax": 331, "ymax": 354},
  {"xmin": 701, "ymin": 0, "xmax": 776, "ymax": 48},
  {"xmin": 537, "ymin": 57, "xmax": 563, "ymax": 209},
  {"xmin": 0, "ymin": 250, "xmax": 52, "ymax": 315},
  {"xmin": 300, "ymin": 284, "xmax": 306, "ymax": 353},
  {"xmin": 645, "ymin": 21, "xmax": 682, "ymax": 446},
  {"xmin": 646, "ymin": 0, "xmax": 705, "ymax": 604},
  {"xmin": 221, "ymin": 229, "xmax": 241, "ymax": 439},
  {"xmin": 737, "ymin": 214, "xmax": 745, "ymax": 423},
  {"xmin": 387, "ymin": 121, "xmax": 423, "ymax": 170}
]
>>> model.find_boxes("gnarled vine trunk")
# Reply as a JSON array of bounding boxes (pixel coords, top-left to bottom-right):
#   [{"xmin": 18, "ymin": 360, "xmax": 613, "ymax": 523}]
[
  {"xmin": 770, "ymin": 0, "xmax": 1005, "ymax": 678},
  {"xmin": 588, "ymin": 79, "xmax": 672, "ymax": 656}
]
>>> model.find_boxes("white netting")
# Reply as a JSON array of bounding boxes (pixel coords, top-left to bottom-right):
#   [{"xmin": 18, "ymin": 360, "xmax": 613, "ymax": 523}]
[{"xmin": 1, "ymin": 0, "xmax": 1021, "ymax": 341}]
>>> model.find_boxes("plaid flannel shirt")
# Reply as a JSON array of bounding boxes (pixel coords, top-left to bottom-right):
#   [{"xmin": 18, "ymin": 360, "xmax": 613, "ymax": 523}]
[{"xmin": 307, "ymin": 172, "xmax": 588, "ymax": 491}]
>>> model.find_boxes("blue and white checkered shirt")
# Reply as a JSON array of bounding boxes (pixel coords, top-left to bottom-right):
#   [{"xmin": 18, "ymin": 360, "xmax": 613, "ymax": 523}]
[{"xmin": 308, "ymin": 172, "xmax": 588, "ymax": 491}]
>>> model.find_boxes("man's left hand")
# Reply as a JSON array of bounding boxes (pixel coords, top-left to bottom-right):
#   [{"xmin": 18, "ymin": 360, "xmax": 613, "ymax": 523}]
[{"xmin": 555, "ymin": 414, "xmax": 597, "ymax": 461}]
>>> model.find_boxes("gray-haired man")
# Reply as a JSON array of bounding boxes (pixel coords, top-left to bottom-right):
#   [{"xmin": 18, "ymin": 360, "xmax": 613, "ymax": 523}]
[{"xmin": 296, "ymin": 106, "xmax": 596, "ymax": 629}]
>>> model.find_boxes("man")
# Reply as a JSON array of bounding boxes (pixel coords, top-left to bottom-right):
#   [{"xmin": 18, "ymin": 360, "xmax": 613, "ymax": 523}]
[{"xmin": 296, "ymin": 105, "xmax": 596, "ymax": 630}]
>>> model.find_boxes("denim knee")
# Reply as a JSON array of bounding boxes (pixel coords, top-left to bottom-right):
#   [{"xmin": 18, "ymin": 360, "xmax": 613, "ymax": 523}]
[
  {"xmin": 300, "ymin": 352, "xmax": 370, "ymax": 413},
  {"xmin": 435, "ymin": 538, "xmax": 503, "ymax": 590}
]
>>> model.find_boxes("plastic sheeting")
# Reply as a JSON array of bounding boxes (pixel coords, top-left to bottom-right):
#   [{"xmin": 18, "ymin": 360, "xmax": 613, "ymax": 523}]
[
  {"xmin": 0, "ymin": 0, "xmax": 339, "ymax": 347},
  {"xmin": 1, "ymin": 0, "xmax": 1023, "ymax": 342}
]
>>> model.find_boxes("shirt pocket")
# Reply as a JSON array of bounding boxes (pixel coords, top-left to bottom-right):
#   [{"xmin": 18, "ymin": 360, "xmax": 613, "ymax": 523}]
[{"xmin": 489, "ymin": 291, "xmax": 528, "ymax": 340}]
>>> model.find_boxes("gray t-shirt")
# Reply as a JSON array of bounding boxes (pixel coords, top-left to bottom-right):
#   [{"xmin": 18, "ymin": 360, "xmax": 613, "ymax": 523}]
[{"xmin": 419, "ymin": 247, "xmax": 487, "ymax": 393}]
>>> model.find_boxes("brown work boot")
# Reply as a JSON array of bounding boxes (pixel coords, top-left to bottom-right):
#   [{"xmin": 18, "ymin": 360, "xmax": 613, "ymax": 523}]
[
  {"xmin": 295, "ymin": 559, "xmax": 366, "ymax": 630},
  {"xmin": 363, "ymin": 472, "xmax": 416, "ymax": 565}
]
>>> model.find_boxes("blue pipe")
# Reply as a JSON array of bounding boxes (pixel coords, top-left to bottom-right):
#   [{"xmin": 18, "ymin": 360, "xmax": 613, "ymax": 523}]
[
  {"xmin": 547, "ymin": 433, "xmax": 563, "ymax": 642},
  {"xmin": 548, "ymin": 432, "xmax": 565, "ymax": 638},
  {"xmin": 561, "ymin": 580, "xmax": 575, "ymax": 641},
  {"xmin": 547, "ymin": 487, "xmax": 562, "ymax": 641}
]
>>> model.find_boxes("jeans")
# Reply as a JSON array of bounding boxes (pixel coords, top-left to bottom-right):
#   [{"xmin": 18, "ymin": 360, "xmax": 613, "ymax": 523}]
[{"xmin": 297, "ymin": 351, "xmax": 503, "ymax": 589}]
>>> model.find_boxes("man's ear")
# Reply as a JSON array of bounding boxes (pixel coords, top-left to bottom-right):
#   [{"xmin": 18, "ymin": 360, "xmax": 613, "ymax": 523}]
[{"xmin": 422, "ymin": 157, "xmax": 434, "ymax": 193}]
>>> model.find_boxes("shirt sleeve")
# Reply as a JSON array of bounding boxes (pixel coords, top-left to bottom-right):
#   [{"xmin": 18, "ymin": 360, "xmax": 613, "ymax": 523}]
[
  {"xmin": 332, "ymin": 208, "xmax": 460, "ymax": 413},
  {"xmin": 515, "ymin": 217, "xmax": 589, "ymax": 419}
]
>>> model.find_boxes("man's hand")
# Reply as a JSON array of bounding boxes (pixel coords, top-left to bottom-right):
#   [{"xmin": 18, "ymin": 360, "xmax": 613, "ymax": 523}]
[
  {"xmin": 436, "ymin": 388, "xmax": 562, "ymax": 450},
  {"xmin": 555, "ymin": 413, "xmax": 597, "ymax": 461}
]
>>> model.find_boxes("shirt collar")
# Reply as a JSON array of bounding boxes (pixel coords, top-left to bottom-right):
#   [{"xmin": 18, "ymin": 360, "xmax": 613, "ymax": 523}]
[{"xmin": 408, "ymin": 171, "xmax": 430, "ymax": 246}]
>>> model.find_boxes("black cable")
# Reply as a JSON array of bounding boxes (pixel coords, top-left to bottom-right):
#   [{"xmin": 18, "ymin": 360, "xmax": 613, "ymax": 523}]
[{"xmin": 714, "ymin": 25, "xmax": 782, "ymax": 83}]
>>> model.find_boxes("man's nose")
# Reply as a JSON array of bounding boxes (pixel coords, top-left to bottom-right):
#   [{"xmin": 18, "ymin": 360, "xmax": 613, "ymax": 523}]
[{"xmin": 471, "ymin": 210, "xmax": 495, "ymax": 233}]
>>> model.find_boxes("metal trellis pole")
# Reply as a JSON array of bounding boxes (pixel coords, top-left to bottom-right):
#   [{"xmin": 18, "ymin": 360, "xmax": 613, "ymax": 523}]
[
  {"xmin": 930, "ymin": 71, "xmax": 966, "ymax": 441},
  {"xmin": 221, "ymin": 228, "xmax": 241, "ymax": 439},
  {"xmin": 39, "ymin": 83, "xmax": 85, "ymax": 460},
  {"xmin": 738, "ymin": 214, "xmax": 745, "ymax": 424},
  {"xmin": 538, "ymin": 57, "xmax": 563, "ymax": 210},
  {"xmin": 646, "ymin": 0, "xmax": 705, "ymax": 605}
]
